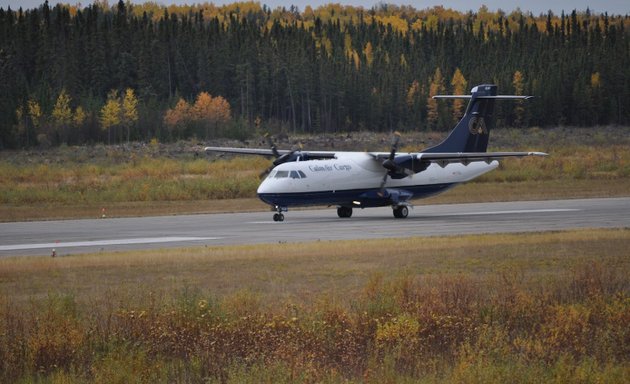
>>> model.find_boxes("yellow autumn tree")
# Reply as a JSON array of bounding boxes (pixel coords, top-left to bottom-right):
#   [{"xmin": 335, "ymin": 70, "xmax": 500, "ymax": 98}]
[
  {"xmin": 426, "ymin": 67, "xmax": 445, "ymax": 129},
  {"xmin": 590, "ymin": 72, "xmax": 601, "ymax": 89},
  {"xmin": 52, "ymin": 88, "xmax": 73, "ymax": 144},
  {"xmin": 363, "ymin": 42, "xmax": 374, "ymax": 67},
  {"xmin": 512, "ymin": 71, "xmax": 525, "ymax": 126},
  {"xmin": 27, "ymin": 99, "xmax": 48, "ymax": 146},
  {"xmin": 163, "ymin": 98, "xmax": 191, "ymax": 139},
  {"xmin": 122, "ymin": 88, "xmax": 139, "ymax": 143},
  {"xmin": 376, "ymin": 15, "xmax": 409, "ymax": 35},
  {"xmin": 320, "ymin": 36, "xmax": 332, "ymax": 58},
  {"xmin": 192, "ymin": 92, "xmax": 212, "ymax": 120},
  {"xmin": 52, "ymin": 89, "xmax": 72, "ymax": 127},
  {"xmin": 406, "ymin": 80, "xmax": 420, "ymax": 108},
  {"xmin": 73, "ymin": 106, "xmax": 86, "ymax": 128},
  {"xmin": 100, "ymin": 90, "xmax": 121, "ymax": 144},
  {"xmin": 27, "ymin": 99, "xmax": 42, "ymax": 132},
  {"xmin": 351, "ymin": 49, "xmax": 360, "ymax": 70},
  {"xmin": 191, "ymin": 92, "xmax": 232, "ymax": 139},
  {"xmin": 451, "ymin": 68, "xmax": 468, "ymax": 122}
]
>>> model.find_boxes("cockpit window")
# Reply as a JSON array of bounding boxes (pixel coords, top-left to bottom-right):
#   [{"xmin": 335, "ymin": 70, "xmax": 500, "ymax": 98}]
[{"xmin": 272, "ymin": 169, "xmax": 306, "ymax": 179}]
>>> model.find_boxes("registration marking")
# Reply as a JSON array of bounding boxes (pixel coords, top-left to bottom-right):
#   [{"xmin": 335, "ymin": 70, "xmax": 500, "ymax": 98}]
[{"xmin": 0, "ymin": 237, "xmax": 220, "ymax": 251}]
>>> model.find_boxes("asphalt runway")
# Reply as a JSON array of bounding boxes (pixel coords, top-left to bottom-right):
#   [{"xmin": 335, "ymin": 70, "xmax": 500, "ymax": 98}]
[{"xmin": 1, "ymin": 197, "xmax": 629, "ymax": 257}]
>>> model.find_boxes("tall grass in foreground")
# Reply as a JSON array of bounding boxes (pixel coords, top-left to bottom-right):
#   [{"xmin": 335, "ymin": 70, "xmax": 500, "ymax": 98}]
[{"xmin": 1, "ymin": 230, "xmax": 629, "ymax": 383}]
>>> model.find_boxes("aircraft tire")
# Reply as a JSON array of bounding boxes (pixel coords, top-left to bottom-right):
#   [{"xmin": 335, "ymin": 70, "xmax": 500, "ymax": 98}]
[
  {"xmin": 393, "ymin": 206, "xmax": 408, "ymax": 219},
  {"xmin": 273, "ymin": 213, "xmax": 284, "ymax": 222},
  {"xmin": 337, "ymin": 206, "xmax": 353, "ymax": 218}
]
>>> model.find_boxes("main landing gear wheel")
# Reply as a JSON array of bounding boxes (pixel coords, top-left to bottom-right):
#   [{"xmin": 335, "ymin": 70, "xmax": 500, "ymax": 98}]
[
  {"xmin": 337, "ymin": 206, "xmax": 353, "ymax": 218},
  {"xmin": 273, "ymin": 213, "xmax": 284, "ymax": 222},
  {"xmin": 393, "ymin": 205, "xmax": 409, "ymax": 219}
]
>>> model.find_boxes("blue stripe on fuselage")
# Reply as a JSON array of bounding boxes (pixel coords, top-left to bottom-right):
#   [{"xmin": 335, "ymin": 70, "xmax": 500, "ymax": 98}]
[{"xmin": 258, "ymin": 183, "xmax": 456, "ymax": 208}]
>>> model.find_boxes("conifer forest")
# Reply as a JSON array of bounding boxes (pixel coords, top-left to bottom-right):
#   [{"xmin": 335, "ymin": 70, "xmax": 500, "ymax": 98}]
[{"xmin": 0, "ymin": 1, "xmax": 628, "ymax": 148}]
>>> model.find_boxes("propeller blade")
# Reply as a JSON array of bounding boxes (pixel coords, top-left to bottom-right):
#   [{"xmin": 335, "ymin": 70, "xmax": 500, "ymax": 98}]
[
  {"xmin": 260, "ymin": 137, "xmax": 304, "ymax": 177},
  {"xmin": 389, "ymin": 131, "xmax": 401, "ymax": 160},
  {"xmin": 261, "ymin": 133, "xmax": 282, "ymax": 177},
  {"xmin": 264, "ymin": 133, "xmax": 280, "ymax": 158},
  {"xmin": 378, "ymin": 131, "xmax": 402, "ymax": 196},
  {"xmin": 377, "ymin": 172, "xmax": 388, "ymax": 196}
]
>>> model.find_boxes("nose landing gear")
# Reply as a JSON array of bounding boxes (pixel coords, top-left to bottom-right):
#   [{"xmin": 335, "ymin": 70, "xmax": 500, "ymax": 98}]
[{"xmin": 272, "ymin": 206, "xmax": 286, "ymax": 222}]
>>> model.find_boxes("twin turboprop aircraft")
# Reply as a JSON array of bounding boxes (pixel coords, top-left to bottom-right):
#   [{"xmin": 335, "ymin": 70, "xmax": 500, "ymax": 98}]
[{"xmin": 205, "ymin": 84, "xmax": 547, "ymax": 221}]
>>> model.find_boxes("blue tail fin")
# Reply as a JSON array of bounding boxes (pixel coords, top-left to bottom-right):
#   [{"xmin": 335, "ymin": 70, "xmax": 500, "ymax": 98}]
[{"xmin": 424, "ymin": 84, "xmax": 529, "ymax": 153}]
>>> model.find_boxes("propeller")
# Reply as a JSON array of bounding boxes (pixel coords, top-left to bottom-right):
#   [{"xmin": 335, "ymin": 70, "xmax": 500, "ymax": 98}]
[
  {"xmin": 259, "ymin": 134, "xmax": 303, "ymax": 178},
  {"xmin": 264, "ymin": 132, "xmax": 280, "ymax": 158},
  {"xmin": 259, "ymin": 133, "xmax": 280, "ymax": 177},
  {"xmin": 378, "ymin": 132, "xmax": 413, "ymax": 196}
]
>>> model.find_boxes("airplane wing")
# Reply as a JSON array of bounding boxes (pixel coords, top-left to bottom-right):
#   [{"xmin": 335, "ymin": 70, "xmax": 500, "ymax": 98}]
[
  {"xmin": 369, "ymin": 151, "xmax": 547, "ymax": 174},
  {"xmin": 205, "ymin": 146, "xmax": 287, "ymax": 156},
  {"xmin": 204, "ymin": 146, "xmax": 337, "ymax": 159},
  {"xmin": 416, "ymin": 151, "xmax": 548, "ymax": 167}
]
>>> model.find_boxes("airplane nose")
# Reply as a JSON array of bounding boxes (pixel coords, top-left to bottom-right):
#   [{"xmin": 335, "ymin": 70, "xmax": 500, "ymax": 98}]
[
  {"xmin": 257, "ymin": 178, "xmax": 272, "ymax": 194},
  {"xmin": 256, "ymin": 178, "xmax": 279, "ymax": 206}
]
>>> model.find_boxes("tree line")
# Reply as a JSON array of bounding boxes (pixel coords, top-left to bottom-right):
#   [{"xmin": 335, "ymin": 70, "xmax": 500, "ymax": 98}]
[{"xmin": 0, "ymin": 1, "xmax": 628, "ymax": 148}]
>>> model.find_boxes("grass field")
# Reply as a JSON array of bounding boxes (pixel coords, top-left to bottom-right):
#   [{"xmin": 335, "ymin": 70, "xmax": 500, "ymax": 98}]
[{"xmin": 1, "ymin": 229, "xmax": 629, "ymax": 382}]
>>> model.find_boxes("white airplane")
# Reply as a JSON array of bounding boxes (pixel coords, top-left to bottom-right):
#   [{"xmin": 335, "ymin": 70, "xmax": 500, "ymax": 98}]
[{"xmin": 206, "ymin": 84, "xmax": 547, "ymax": 221}]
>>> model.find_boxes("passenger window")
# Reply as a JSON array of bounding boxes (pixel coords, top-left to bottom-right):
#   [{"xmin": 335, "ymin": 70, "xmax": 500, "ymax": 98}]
[
  {"xmin": 298, "ymin": 170, "xmax": 307, "ymax": 178},
  {"xmin": 275, "ymin": 171, "xmax": 289, "ymax": 178},
  {"xmin": 290, "ymin": 171, "xmax": 300, "ymax": 179}
]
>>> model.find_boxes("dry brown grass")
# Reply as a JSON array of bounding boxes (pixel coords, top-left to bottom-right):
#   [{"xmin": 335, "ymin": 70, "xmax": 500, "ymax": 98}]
[
  {"xmin": 2, "ymin": 228, "xmax": 628, "ymax": 305},
  {"xmin": 1, "ymin": 229, "xmax": 629, "ymax": 382}
]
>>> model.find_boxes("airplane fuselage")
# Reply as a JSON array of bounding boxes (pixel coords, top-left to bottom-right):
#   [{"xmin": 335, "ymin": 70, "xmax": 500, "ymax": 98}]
[{"xmin": 257, "ymin": 152, "xmax": 498, "ymax": 208}]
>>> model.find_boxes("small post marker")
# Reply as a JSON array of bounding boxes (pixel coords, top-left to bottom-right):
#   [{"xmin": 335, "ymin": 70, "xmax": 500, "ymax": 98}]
[
  {"xmin": 101, "ymin": 207, "xmax": 107, "ymax": 218},
  {"xmin": 51, "ymin": 248, "xmax": 56, "ymax": 258}
]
